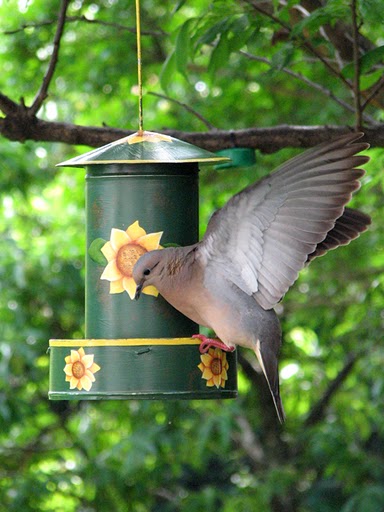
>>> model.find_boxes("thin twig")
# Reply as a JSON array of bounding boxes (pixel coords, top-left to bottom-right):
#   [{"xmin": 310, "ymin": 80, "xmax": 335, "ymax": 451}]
[
  {"xmin": 239, "ymin": 50, "xmax": 376, "ymax": 124},
  {"xmin": 29, "ymin": 0, "xmax": 70, "ymax": 116},
  {"xmin": 66, "ymin": 15, "xmax": 166, "ymax": 37},
  {"xmin": 148, "ymin": 91, "xmax": 216, "ymax": 130},
  {"xmin": 351, "ymin": 0, "xmax": 362, "ymax": 130},
  {"xmin": 4, "ymin": 15, "xmax": 166, "ymax": 37},
  {"xmin": 232, "ymin": 414, "xmax": 265, "ymax": 466},
  {"xmin": 361, "ymin": 75, "xmax": 384, "ymax": 111},
  {"xmin": 4, "ymin": 19, "xmax": 57, "ymax": 35},
  {"xmin": 305, "ymin": 352, "xmax": 359, "ymax": 426}
]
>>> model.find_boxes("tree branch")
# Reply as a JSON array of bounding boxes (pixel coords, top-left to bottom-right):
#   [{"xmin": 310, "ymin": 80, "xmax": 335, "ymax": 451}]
[
  {"xmin": 1, "ymin": 102, "xmax": 383, "ymax": 152},
  {"xmin": 243, "ymin": 0, "xmax": 353, "ymax": 91},
  {"xmin": 299, "ymin": 0, "xmax": 374, "ymax": 63},
  {"xmin": 0, "ymin": 92, "xmax": 21, "ymax": 115},
  {"xmin": 247, "ymin": 0, "xmax": 384, "ymax": 110},
  {"xmin": 29, "ymin": 0, "xmax": 70, "ymax": 116},
  {"xmin": 305, "ymin": 352, "xmax": 360, "ymax": 427}
]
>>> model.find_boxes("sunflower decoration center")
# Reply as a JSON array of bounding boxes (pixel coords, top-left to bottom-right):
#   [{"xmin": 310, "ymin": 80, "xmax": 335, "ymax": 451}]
[
  {"xmin": 210, "ymin": 357, "xmax": 223, "ymax": 376},
  {"xmin": 116, "ymin": 243, "xmax": 146, "ymax": 277},
  {"xmin": 71, "ymin": 360, "xmax": 86, "ymax": 379}
]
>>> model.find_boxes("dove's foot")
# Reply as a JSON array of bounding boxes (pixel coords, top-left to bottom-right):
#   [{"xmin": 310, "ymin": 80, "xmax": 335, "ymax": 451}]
[{"xmin": 192, "ymin": 334, "xmax": 235, "ymax": 354}]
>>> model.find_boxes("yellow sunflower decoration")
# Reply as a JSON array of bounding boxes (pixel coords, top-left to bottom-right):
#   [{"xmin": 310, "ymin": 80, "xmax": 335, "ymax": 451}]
[
  {"xmin": 100, "ymin": 220, "xmax": 163, "ymax": 299},
  {"xmin": 63, "ymin": 347, "xmax": 101, "ymax": 391},
  {"xmin": 198, "ymin": 348, "xmax": 229, "ymax": 389}
]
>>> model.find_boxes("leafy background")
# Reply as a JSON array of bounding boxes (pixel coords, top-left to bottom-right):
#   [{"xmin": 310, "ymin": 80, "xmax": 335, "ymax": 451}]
[{"xmin": 0, "ymin": 1, "xmax": 383, "ymax": 511}]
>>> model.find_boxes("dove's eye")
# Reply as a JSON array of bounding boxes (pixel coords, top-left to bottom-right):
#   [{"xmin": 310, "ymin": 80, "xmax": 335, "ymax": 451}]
[{"xmin": 143, "ymin": 268, "xmax": 151, "ymax": 276}]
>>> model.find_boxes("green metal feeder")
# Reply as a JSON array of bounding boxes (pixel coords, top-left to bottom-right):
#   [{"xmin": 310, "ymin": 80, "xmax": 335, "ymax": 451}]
[{"xmin": 48, "ymin": 130, "xmax": 238, "ymax": 400}]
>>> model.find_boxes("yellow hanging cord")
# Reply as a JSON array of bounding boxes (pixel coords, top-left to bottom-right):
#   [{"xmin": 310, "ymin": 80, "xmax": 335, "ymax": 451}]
[{"xmin": 135, "ymin": 0, "xmax": 144, "ymax": 134}]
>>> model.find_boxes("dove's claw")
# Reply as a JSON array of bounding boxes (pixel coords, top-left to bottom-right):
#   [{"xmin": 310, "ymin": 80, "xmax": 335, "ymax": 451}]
[{"xmin": 192, "ymin": 334, "xmax": 235, "ymax": 354}]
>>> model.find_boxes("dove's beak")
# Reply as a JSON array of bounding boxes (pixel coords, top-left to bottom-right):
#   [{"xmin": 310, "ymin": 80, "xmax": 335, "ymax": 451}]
[{"xmin": 135, "ymin": 282, "xmax": 143, "ymax": 300}]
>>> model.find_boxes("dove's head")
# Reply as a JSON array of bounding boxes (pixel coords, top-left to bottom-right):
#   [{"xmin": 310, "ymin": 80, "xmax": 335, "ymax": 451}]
[{"xmin": 133, "ymin": 249, "xmax": 166, "ymax": 300}]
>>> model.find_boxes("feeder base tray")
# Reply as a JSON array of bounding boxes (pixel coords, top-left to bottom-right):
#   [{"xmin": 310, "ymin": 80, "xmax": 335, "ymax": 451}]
[{"xmin": 49, "ymin": 338, "xmax": 238, "ymax": 400}]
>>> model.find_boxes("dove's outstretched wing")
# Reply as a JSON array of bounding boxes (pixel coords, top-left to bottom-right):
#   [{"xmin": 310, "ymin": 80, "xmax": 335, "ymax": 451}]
[{"xmin": 199, "ymin": 132, "xmax": 370, "ymax": 310}]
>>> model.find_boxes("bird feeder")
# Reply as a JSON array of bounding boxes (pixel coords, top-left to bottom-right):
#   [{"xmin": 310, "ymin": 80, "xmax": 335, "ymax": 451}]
[{"xmin": 48, "ymin": 130, "xmax": 238, "ymax": 400}]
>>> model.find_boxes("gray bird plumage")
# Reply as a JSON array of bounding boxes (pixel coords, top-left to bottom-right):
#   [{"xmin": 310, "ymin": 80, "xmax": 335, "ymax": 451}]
[{"xmin": 133, "ymin": 132, "xmax": 371, "ymax": 423}]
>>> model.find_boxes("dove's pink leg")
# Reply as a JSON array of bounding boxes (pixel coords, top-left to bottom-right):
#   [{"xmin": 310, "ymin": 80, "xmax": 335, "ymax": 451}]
[{"xmin": 192, "ymin": 334, "xmax": 235, "ymax": 354}]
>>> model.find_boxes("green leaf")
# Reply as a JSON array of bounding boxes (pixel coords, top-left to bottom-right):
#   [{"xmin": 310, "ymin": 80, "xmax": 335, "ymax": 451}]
[
  {"xmin": 270, "ymin": 42, "xmax": 295, "ymax": 71},
  {"xmin": 359, "ymin": 0, "xmax": 384, "ymax": 24},
  {"xmin": 196, "ymin": 16, "xmax": 232, "ymax": 47},
  {"xmin": 342, "ymin": 46, "xmax": 384, "ymax": 80},
  {"xmin": 342, "ymin": 485, "xmax": 384, "ymax": 512},
  {"xmin": 159, "ymin": 50, "xmax": 176, "ymax": 92},
  {"xmin": 208, "ymin": 33, "xmax": 230, "ymax": 76},
  {"xmin": 291, "ymin": 3, "xmax": 348, "ymax": 38},
  {"xmin": 227, "ymin": 15, "xmax": 254, "ymax": 53},
  {"xmin": 360, "ymin": 68, "xmax": 384, "ymax": 91},
  {"xmin": 359, "ymin": 46, "xmax": 384, "ymax": 74},
  {"xmin": 175, "ymin": 19, "xmax": 195, "ymax": 78},
  {"xmin": 88, "ymin": 238, "xmax": 107, "ymax": 265},
  {"xmin": 172, "ymin": 0, "xmax": 188, "ymax": 14}
]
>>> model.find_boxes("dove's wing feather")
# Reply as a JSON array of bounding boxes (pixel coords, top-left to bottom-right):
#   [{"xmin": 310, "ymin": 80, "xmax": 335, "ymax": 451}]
[
  {"xmin": 200, "ymin": 133, "xmax": 369, "ymax": 310},
  {"xmin": 201, "ymin": 182, "xmax": 280, "ymax": 296},
  {"xmin": 307, "ymin": 207, "xmax": 371, "ymax": 262}
]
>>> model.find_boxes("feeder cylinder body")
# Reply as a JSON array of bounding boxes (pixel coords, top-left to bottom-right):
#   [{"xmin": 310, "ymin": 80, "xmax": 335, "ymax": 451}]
[{"xmin": 85, "ymin": 163, "xmax": 199, "ymax": 339}]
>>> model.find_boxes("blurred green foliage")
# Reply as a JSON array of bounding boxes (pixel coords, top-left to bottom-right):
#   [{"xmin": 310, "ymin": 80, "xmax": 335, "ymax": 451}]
[{"xmin": 0, "ymin": 1, "xmax": 383, "ymax": 511}]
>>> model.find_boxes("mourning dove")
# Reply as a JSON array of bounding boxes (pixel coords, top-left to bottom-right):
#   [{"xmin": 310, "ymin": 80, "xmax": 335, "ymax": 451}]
[{"xmin": 133, "ymin": 132, "xmax": 371, "ymax": 422}]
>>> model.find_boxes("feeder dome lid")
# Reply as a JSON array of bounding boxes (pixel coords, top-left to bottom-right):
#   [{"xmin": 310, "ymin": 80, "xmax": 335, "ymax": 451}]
[{"xmin": 57, "ymin": 130, "xmax": 230, "ymax": 167}]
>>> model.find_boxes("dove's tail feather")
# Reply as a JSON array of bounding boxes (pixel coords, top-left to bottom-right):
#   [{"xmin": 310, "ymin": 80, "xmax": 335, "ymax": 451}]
[
  {"xmin": 271, "ymin": 390, "xmax": 286, "ymax": 424},
  {"xmin": 254, "ymin": 340, "xmax": 286, "ymax": 423}
]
